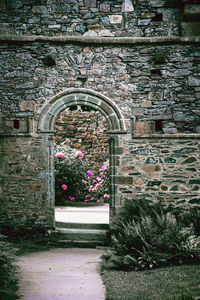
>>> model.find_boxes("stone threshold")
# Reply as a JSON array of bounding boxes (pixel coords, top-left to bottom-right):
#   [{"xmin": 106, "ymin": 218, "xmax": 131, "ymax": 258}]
[{"xmin": 0, "ymin": 34, "xmax": 200, "ymax": 45}]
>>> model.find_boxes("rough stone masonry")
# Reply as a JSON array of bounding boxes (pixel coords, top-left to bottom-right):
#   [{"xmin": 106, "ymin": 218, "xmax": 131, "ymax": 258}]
[{"xmin": 0, "ymin": 0, "xmax": 200, "ymax": 228}]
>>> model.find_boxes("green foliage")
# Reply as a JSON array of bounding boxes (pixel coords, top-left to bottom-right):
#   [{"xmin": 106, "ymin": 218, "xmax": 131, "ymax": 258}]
[
  {"xmin": 102, "ymin": 199, "xmax": 200, "ymax": 271},
  {"xmin": 0, "ymin": 235, "xmax": 19, "ymax": 299},
  {"xmin": 176, "ymin": 206, "xmax": 200, "ymax": 236},
  {"xmin": 55, "ymin": 143, "xmax": 88, "ymax": 205}
]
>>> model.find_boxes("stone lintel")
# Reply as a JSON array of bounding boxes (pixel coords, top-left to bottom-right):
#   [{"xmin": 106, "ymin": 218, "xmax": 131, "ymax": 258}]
[{"xmin": 0, "ymin": 34, "xmax": 200, "ymax": 45}]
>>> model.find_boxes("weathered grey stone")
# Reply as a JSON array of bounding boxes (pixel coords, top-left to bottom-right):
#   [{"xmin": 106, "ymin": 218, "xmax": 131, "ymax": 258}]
[
  {"xmin": 188, "ymin": 76, "xmax": 200, "ymax": 86},
  {"xmin": 32, "ymin": 6, "xmax": 47, "ymax": 14},
  {"xmin": 165, "ymin": 157, "xmax": 176, "ymax": 163},
  {"xmin": 138, "ymin": 19, "xmax": 151, "ymax": 26},
  {"xmin": 84, "ymin": 0, "xmax": 96, "ymax": 8},
  {"xmin": 83, "ymin": 13, "xmax": 94, "ymax": 20},
  {"xmin": 99, "ymin": 16, "xmax": 110, "ymax": 26},
  {"xmin": 109, "ymin": 15, "xmax": 122, "ymax": 24},
  {"xmin": 85, "ymin": 19, "xmax": 98, "ymax": 26},
  {"xmin": 100, "ymin": 4, "xmax": 110, "ymax": 13},
  {"xmin": 99, "ymin": 29, "xmax": 114, "ymax": 37},
  {"xmin": 51, "ymin": 3, "xmax": 71, "ymax": 13},
  {"xmin": 48, "ymin": 25, "xmax": 61, "ymax": 29},
  {"xmin": 145, "ymin": 157, "xmax": 158, "ymax": 164},
  {"xmin": 148, "ymin": 92, "xmax": 163, "ymax": 101},
  {"xmin": 75, "ymin": 23, "xmax": 87, "ymax": 33},
  {"xmin": 149, "ymin": 0, "xmax": 165, "ymax": 7},
  {"xmin": 83, "ymin": 30, "xmax": 97, "ymax": 37}
]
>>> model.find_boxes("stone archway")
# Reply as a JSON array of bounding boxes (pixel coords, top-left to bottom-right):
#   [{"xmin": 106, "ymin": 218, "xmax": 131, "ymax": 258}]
[
  {"xmin": 38, "ymin": 88, "xmax": 126, "ymax": 133},
  {"xmin": 37, "ymin": 88, "xmax": 127, "ymax": 223}
]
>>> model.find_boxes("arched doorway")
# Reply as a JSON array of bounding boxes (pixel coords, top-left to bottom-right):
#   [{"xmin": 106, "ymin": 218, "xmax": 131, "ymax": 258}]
[{"xmin": 37, "ymin": 88, "xmax": 126, "ymax": 226}]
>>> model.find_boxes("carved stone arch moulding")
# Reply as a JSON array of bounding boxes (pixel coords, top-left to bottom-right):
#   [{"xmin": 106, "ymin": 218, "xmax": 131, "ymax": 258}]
[{"xmin": 37, "ymin": 88, "xmax": 127, "ymax": 133}]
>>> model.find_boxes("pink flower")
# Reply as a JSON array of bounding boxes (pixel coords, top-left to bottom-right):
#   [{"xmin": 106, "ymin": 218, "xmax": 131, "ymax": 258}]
[
  {"xmin": 96, "ymin": 177, "xmax": 101, "ymax": 182},
  {"xmin": 82, "ymin": 179, "xmax": 87, "ymax": 184},
  {"xmin": 76, "ymin": 151, "xmax": 84, "ymax": 158},
  {"xmin": 91, "ymin": 198, "xmax": 94, "ymax": 201},
  {"xmin": 87, "ymin": 171, "xmax": 93, "ymax": 177},
  {"xmin": 95, "ymin": 183, "xmax": 101, "ymax": 188},
  {"xmin": 85, "ymin": 199, "xmax": 88, "ymax": 203},
  {"xmin": 61, "ymin": 184, "xmax": 68, "ymax": 190},
  {"xmin": 56, "ymin": 152, "xmax": 65, "ymax": 158},
  {"xmin": 104, "ymin": 194, "xmax": 110, "ymax": 198},
  {"xmin": 69, "ymin": 196, "xmax": 75, "ymax": 201},
  {"xmin": 92, "ymin": 180, "xmax": 97, "ymax": 184},
  {"xmin": 100, "ymin": 172, "xmax": 104, "ymax": 176},
  {"xmin": 85, "ymin": 195, "xmax": 89, "ymax": 199},
  {"xmin": 102, "ymin": 165, "xmax": 108, "ymax": 170},
  {"xmin": 97, "ymin": 200, "xmax": 101, "ymax": 203}
]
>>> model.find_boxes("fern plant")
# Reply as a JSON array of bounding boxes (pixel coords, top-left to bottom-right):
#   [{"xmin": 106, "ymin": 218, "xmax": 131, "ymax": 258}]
[{"xmin": 102, "ymin": 199, "xmax": 200, "ymax": 271}]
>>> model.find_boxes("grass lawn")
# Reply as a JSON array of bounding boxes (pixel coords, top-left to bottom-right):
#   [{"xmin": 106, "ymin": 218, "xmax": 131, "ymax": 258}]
[{"xmin": 101, "ymin": 264, "xmax": 200, "ymax": 300}]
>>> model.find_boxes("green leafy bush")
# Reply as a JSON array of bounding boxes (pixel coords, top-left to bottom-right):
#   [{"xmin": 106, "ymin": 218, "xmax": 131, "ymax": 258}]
[
  {"xmin": 55, "ymin": 143, "xmax": 89, "ymax": 205},
  {"xmin": 0, "ymin": 235, "xmax": 19, "ymax": 299},
  {"xmin": 102, "ymin": 199, "xmax": 200, "ymax": 271}
]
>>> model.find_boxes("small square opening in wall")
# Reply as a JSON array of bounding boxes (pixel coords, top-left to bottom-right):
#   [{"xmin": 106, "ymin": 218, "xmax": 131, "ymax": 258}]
[
  {"xmin": 155, "ymin": 120, "xmax": 163, "ymax": 133},
  {"xmin": 152, "ymin": 13, "xmax": 163, "ymax": 22},
  {"xmin": 13, "ymin": 119, "xmax": 20, "ymax": 129},
  {"xmin": 151, "ymin": 69, "xmax": 162, "ymax": 76}
]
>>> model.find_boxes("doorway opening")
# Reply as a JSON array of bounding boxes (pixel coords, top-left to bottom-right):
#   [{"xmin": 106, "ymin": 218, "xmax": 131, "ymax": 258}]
[
  {"xmin": 37, "ymin": 88, "xmax": 126, "ymax": 228},
  {"xmin": 53, "ymin": 104, "xmax": 110, "ymax": 226}
]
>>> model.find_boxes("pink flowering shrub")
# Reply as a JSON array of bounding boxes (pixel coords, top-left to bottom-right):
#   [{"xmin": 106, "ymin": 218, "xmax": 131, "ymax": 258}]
[
  {"xmin": 85, "ymin": 164, "xmax": 110, "ymax": 204},
  {"xmin": 56, "ymin": 152, "xmax": 66, "ymax": 158},
  {"xmin": 61, "ymin": 184, "xmax": 68, "ymax": 190},
  {"xmin": 55, "ymin": 142, "xmax": 109, "ymax": 206},
  {"xmin": 75, "ymin": 151, "xmax": 84, "ymax": 158}
]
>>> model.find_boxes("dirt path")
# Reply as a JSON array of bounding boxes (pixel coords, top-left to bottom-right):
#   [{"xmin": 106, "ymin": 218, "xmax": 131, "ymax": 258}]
[{"xmin": 17, "ymin": 248, "xmax": 105, "ymax": 300}]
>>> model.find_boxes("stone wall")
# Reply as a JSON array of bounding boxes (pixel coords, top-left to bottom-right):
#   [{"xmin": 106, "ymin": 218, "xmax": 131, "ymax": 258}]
[
  {"xmin": 117, "ymin": 135, "xmax": 200, "ymax": 206},
  {"xmin": 0, "ymin": 0, "xmax": 200, "ymax": 227},
  {"xmin": 0, "ymin": 135, "xmax": 54, "ymax": 227},
  {"xmin": 0, "ymin": 0, "xmax": 200, "ymax": 37},
  {"xmin": 1, "ymin": 41, "xmax": 200, "ymax": 134},
  {"xmin": 54, "ymin": 107, "xmax": 109, "ymax": 174}
]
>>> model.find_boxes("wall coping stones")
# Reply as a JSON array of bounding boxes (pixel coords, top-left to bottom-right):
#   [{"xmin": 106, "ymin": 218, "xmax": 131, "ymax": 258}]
[
  {"xmin": 0, "ymin": 34, "xmax": 200, "ymax": 45},
  {"xmin": 132, "ymin": 134, "xmax": 200, "ymax": 139}
]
